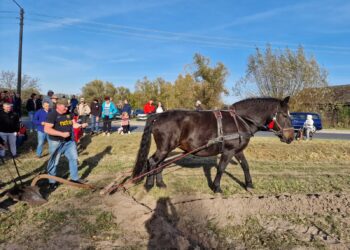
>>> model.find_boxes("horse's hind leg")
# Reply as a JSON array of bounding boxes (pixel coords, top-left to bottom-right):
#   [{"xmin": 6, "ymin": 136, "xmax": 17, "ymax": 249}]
[
  {"xmin": 235, "ymin": 151, "xmax": 253, "ymax": 190},
  {"xmin": 213, "ymin": 150, "xmax": 236, "ymax": 193},
  {"xmin": 145, "ymin": 150, "xmax": 169, "ymax": 190}
]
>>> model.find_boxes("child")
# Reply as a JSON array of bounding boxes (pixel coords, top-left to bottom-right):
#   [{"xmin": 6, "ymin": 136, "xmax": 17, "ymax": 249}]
[
  {"xmin": 121, "ymin": 112, "xmax": 130, "ymax": 135},
  {"xmin": 16, "ymin": 122, "xmax": 28, "ymax": 148},
  {"xmin": 303, "ymin": 114, "xmax": 314, "ymax": 140},
  {"xmin": 73, "ymin": 114, "xmax": 83, "ymax": 143}
]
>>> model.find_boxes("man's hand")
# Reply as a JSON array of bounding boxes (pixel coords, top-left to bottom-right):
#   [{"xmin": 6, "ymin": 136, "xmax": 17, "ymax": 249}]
[
  {"xmin": 41, "ymin": 122, "xmax": 46, "ymax": 126},
  {"xmin": 61, "ymin": 132, "xmax": 71, "ymax": 138},
  {"xmin": 81, "ymin": 123, "xmax": 88, "ymax": 128}
]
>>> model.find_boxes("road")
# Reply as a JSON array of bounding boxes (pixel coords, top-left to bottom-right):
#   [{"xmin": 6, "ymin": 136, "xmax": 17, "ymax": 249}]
[{"xmin": 22, "ymin": 118, "xmax": 350, "ymax": 141}]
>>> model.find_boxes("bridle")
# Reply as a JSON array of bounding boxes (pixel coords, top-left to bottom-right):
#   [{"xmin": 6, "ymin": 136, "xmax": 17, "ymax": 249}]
[{"xmin": 268, "ymin": 111, "xmax": 294, "ymax": 138}]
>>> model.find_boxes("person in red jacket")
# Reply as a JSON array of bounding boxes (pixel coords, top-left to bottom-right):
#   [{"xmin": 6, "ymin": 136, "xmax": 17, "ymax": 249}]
[{"xmin": 143, "ymin": 100, "xmax": 155, "ymax": 114}]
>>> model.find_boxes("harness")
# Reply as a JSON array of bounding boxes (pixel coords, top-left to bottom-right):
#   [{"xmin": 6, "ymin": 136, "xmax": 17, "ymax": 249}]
[{"xmin": 211, "ymin": 109, "xmax": 253, "ymax": 152}]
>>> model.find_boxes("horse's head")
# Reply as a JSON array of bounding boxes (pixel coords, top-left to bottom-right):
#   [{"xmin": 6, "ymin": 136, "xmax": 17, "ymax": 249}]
[{"xmin": 267, "ymin": 96, "xmax": 294, "ymax": 144}]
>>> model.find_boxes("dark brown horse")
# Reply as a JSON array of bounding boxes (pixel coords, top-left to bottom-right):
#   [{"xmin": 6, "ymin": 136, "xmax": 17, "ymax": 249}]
[{"xmin": 132, "ymin": 97, "xmax": 294, "ymax": 193}]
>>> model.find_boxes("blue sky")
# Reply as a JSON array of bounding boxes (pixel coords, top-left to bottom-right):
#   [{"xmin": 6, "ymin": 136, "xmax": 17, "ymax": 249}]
[{"xmin": 1, "ymin": 0, "xmax": 350, "ymax": 103}]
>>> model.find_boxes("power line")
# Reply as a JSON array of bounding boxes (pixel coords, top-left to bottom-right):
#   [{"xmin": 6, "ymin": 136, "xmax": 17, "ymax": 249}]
[
  {"xmin": 0, "ymin": 11, "xmax": 17, "ymax": 13},
  {"xmin": 25, "ymin": 12, "xmax": 350, "ymax": 53},
  {"xmin": 1, "ymin": 11, "xmax": 347, "ymax": 55}
]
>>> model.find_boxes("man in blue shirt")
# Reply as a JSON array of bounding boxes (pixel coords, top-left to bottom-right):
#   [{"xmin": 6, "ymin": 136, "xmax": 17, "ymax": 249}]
[
  {"xmin": 33, "ymin": 101, "xmax": 50, "ymax": 158},
  {"xmin": 70, "ymin": 95, "xmax": 78, "ymax": 113}
]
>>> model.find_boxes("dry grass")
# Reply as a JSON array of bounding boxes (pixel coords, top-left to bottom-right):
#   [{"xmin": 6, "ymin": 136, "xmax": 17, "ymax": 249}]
[{"xmin": 0, "ymin": 133, "xmax": 349, "ymax": 249}]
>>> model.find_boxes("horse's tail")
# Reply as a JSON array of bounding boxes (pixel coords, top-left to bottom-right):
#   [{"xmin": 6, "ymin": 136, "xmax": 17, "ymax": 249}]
[{"xmin": 132, "ymin": 114, "xmax": 158, "ymax": 181}]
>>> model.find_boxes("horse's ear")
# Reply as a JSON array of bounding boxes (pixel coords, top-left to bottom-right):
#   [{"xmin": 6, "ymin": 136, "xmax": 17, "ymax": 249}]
[{"xmin": 282, "ymin": 96, "xmax": 290, "ymax": 105}]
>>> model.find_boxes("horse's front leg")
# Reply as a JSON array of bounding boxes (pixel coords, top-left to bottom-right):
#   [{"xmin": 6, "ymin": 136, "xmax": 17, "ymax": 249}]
[
  {"xmin": 235, "ymin": 151, "xmax": 254, "ymax": 190},
  {"xmin": 155, "ymin": 171, "xmax": 166, "ymax": 188},
  {"xmin": 213, "ymin": 150, "xmax": 236, "ymax": 193}
]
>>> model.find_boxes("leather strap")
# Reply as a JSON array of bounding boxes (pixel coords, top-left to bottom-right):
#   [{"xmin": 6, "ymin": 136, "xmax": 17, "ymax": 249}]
[{"xmin": 213, "ymin": 110, "xmax": 224, "ymax": 152}]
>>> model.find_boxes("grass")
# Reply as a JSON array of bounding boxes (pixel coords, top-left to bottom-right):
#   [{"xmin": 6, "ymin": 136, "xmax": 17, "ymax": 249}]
[{"xmin": 0, "ymin": 132, "xmax": 349, "ymax": 248}]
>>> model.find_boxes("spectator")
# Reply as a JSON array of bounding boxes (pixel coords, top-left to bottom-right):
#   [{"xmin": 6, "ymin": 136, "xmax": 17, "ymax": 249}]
[
  {"xmin": 0, "ymin": 92, "xmax": 6, "ymax": 110},
  {"xmin": 13, "ymin": 93, "xmax": 22, "ymax": 117},
  {"xmin": 77, "ymin": 97, "xmax": 91, "ymax": 135},
  {"xmin": 303, "ymin": 114, "xmax": 314, "ymax": 140},
  {"xmin": 3, "ymin": 91, "xmax": 11, "ymax": 103},
  {"xmin": 73, "ymin": 115, "xmax": 83, "ymax": 143},
  {"xmin": 156, "ymin": 102, "xmax": 164, "ymax": 113},
  {"xmin": 122, "ymin": 99, "xmax": 132, "ymax": 116},
  {"xmin": 0, "ymin": 103, "xmax": 20, "ymax": 158},
  {"xmin": 120, "ymin": 112, "xmax": 130, "ymax": 135},
  {"xmin": 90, "ymin": 98, "xmax": 101, "ymax": 134},
  {"xmin": 9, "ymin": 92, "xmax": 15, "ymax": 105},
  {"xmin": 16, "ymin": 122, "xmax": 27, "ymax": 148},
  {"xmin": 51, "ymin": 95, "xmax": 58, "ymax": 110},
  {"xmin": 43, "ymin": 90, "xmax": 54, "ymax": 109},
  {"xmin": 36, "ymin": 95, "xmax": 43, "ymax": 110},
  {"xmin": 144, "ymin": 100, "xmax": 155, "ymax": 114},
  {"xmin": 195, "ymin": 100, "xmax": 203, "ymax": 111},
  {"xmin": 70, "ymin": 95, "xmax": 78, "ymax": 113},
  {"xmin": 33, "ymin": 101, "xmax": 50, "ymax": 158},
  {"xmin": 26, "ymin": 93, "xmax": 37, "ymax": 132},
  {"xmin": 44, "ymin": 98, "xmax": 88, "ymax": 190},
  {"xmin": 101, "ymin": 96, "xmax": 117, "ymax": 136}
]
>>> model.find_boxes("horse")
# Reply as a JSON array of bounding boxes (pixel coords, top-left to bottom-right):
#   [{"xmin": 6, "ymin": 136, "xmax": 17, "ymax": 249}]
[{"xmin": 132, "ymin": 96, "xmax": 294, "ymax": 193}]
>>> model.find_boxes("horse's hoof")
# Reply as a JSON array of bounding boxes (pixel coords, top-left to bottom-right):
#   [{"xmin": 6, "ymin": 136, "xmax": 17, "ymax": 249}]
[
  {"xmin": 213, "ymin": 187, "xmax": 223, "ymax": 193},
  {"xmin": 156, "ymin": 182, "xmax": 167, "ymax": 189},
  {"xmin": 144, "ymin": 183, "xmax": 154, "ymax": 192},
  {"xmin": 246, "ymin": 184, "xmax": 254, "ymax": 193}
]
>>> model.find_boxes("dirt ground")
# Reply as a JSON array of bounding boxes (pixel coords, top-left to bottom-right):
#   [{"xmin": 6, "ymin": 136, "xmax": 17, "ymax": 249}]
[{"xmin": 1, "ymin": 135, "xmax": 349, "ymax": 249}]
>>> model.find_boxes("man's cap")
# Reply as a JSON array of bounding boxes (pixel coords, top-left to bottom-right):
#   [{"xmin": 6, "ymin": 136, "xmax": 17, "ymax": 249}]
[
  {"xmin": 48, "ymin": 90, "xmax": 54, "ymax": 94},
  {"xmin": 56, "ymin": 98, "xmax": 70, "ymax": 106}
]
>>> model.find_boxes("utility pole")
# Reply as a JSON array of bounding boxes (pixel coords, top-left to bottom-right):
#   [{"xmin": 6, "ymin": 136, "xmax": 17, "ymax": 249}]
[{"xmin": 13, "ymin": 0, "xmax": 24, "ymax": 96}]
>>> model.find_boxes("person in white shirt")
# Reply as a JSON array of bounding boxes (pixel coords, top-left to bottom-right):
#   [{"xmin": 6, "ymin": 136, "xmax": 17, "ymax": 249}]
[
  {"xmin": 303, "ymin": 114, "xmax": 314, "ymax": 140},
  {"xmin": 156, "ymin": 102, "xmax": 164, "ymax": 114}
]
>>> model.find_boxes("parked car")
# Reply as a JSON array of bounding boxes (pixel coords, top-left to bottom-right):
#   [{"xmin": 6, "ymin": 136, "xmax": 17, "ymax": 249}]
[
  {"xmin": 290, "ymin": 112, "xmax": 323, "ymax": 131},
  {"xmin": 134, "ymin": 109, "xmax": 148, "ymax": 121},
  {"xmin": 132, "ymin": 109, "xmax": 144, "ymax": 117}
]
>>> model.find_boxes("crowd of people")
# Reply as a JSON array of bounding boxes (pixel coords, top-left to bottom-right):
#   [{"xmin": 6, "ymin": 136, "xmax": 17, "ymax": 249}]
[
  {"xmin": 0, "ymin": 90, "xmax": 142, "ymax": 190},
  {"xmin": 1, "ymin": 90, "xmax": 205, "ymax": 190}
]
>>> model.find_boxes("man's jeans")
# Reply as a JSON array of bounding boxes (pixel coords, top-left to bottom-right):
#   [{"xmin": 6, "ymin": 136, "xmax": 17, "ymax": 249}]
[
  {"xmin": 36, "ymin": 131, "xmax": 48, "ymax": 157},
  {"xmin": 0, "ymin": 132, "xmax": 17, "ymax": 157},
  {"xmin": 28, "ymin": 111, "xmax": 35, "ymax": 130},
  {"xmin": 90, "ymin": 115, "xmax": 100, "ymax": 132},
  {"xmin": 47, "ymin": 139, "xmax": 79, "ymax": 184}
]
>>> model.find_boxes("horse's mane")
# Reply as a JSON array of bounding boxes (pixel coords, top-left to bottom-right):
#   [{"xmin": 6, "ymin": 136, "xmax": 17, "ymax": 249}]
[{"xmin": 232, "ymin": 97, "xmax": 280, "ymax": 108}]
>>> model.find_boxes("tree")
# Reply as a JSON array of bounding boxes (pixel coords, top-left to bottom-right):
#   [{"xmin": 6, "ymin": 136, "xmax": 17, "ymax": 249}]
[
  {"xmin": 173, "ymin": 74, "xmax": 198, "ymax": 109},
  {"xmin": 192, "ymin": 53, "xmax": 228, "ymax": 109},
  {"xmin": 234, "ymin": 45, "xmax": 328, "ymax": 98},
  {"xmin": 81, "ymin": 80, "xmax": 105, "ymax": 102},
  {"xmin": 0, "ymin": 70, "xmax": 40, "ymax": 91},
  {"xmin": 133, "ymin": 77, "xmax": 172, "ymax": 108}
]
